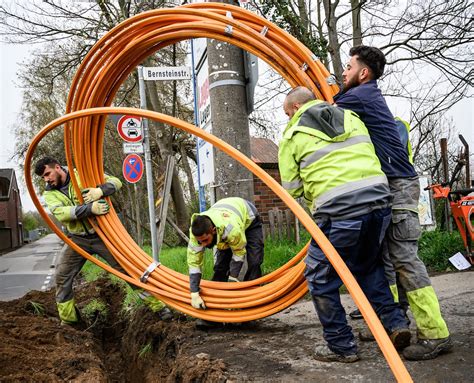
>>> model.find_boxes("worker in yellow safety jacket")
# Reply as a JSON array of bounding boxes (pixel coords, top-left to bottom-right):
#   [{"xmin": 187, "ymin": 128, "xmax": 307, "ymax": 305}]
[
  {"xmin": 35, "ymin": 157, "xmax": 166, "ymax": 325},
  {"xmin": 278, "ymin": 86, "xmax": 410, "ymax": 363},
  {"xmin": 187, "ymin": 197, "xmax": 264, "ymax": 309}
]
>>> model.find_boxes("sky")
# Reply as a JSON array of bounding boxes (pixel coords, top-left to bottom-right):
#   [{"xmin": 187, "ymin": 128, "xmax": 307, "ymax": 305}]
[{"xmin": 1, "ymin": 35, "xmax": 473, "ymax": 213}]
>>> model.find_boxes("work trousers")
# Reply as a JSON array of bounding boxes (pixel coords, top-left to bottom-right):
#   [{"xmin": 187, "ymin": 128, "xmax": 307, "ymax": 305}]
[
  {"xmin": 305, "ymin": 208, "xmax": 408, "ymax": 355},
  {"xmin": 212, "ymin": 215, "xmax": 264, "ymax": 282},
  {"xmin": 383, "ymin": 177, "xmax": 449, "ymax": 339},
  {"xmin": 55, "ymin": 234, "xmax": 126, "ymax": 304}
]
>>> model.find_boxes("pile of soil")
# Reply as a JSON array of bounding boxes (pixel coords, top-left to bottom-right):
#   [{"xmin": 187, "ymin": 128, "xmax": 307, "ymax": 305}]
[
  {"xmin": 1, "ymin": 272, "xmax": 473, "ymax": 382},
  {"xmin": 0, "ymin": 279, "xmax": 227, "ymax": 382}
]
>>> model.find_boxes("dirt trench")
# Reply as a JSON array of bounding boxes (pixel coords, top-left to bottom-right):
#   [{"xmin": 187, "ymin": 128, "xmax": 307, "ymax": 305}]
[{"xmin": 0, "ymin": 279, "xmax": 227, "ymax": 382}]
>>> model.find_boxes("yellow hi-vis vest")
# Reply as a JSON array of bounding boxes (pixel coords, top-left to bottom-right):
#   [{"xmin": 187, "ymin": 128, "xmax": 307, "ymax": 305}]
[
  {"xmin": 394, "ymin": 117, "xmax": 414, "ymax": 164},
  {"xmin": 187, "ymin": 197, "xmax": 256, "ymax": 275},
  {"xmin": 278, "ymin": 100, "xmax": 389, "ymax": 217}
]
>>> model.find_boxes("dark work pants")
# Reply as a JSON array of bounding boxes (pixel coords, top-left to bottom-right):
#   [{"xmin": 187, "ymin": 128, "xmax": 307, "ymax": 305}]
[
  {"xmin": 305, "ymin": 208, "xmax": 408, "ymax": 355},
  {"xmin": 56, "ymin": 234, "xmax": 127, "ymax": 303},
  {"xmin": 212, "ymin": 215, "xmax": 264, "ymax": 282}
]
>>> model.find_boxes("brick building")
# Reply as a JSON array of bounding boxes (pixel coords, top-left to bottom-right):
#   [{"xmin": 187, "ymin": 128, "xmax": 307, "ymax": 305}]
[
  {"xmin": 250, "ymin": 137, "xmax": 292, "ymax": 230},
  {"xmin": 0, "ymin": 169, "xmax": 23, "ymax": 251}
]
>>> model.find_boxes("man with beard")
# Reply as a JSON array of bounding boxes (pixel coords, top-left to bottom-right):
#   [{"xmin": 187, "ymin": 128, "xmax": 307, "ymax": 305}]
[
  {"xmin": 334, "ymin": 45, "xmax": 451, "ymax": 361},
  {"xmin": 279, "ymin": 86, "xmax": 410, "ymax": 362},
  {"xmin": 187, "ymin": 197, "xmax": 264, "ymax": 310},
  {"xmin": 35, "ymin": 157, "xmax": 167, "ymax": 325}
]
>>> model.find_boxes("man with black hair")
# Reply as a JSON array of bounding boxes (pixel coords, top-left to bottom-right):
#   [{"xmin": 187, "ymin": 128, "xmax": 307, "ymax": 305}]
[
  {"xmin": 187, "ymin": 197, "xmax": 264, "ymax": 310},
  {"xmin": 35, "ymin": 157, "xmax": 167, "ymax": 324},
  {"xmin": 334, "ymin": 45, "xmax": 451, "ymax": 361}
]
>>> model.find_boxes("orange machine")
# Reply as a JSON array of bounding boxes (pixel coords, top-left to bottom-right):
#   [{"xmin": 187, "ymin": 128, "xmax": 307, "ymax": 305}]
[{"xmin": 426, "ymin": 183, "xmax": 474, "ymax": 264}]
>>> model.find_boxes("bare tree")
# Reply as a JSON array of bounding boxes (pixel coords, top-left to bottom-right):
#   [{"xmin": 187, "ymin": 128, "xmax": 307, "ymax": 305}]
[
  {"xmin": 1, "ymin": 0, "xmax": 195, "ymax": 241},
  {"xmin": 251, "ymin": 0, "xmax": 472, "ymax": 175}
]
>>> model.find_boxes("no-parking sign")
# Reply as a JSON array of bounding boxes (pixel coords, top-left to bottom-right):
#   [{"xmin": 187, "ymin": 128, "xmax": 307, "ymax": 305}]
[
  {"xmin": 122, "ymin": 154, "xmax": 144, "ymax": 183},
  {"xmin": 117, "ymin": 115, "xmax": 143, "ymax": 142}
]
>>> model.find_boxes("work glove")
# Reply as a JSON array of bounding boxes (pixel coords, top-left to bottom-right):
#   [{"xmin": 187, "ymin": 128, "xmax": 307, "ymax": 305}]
[
  {"xmin": 91, "ymin": 199, "xmax": 110, "ymax": 215},
  {"xmin": 191, "ymin": 292, "xmax": 206, "ymax": 309},
  {"xmin": 228, "ymin": 276, "xmax": 239, "ymax": 282},
  {"xmin": 82, "ymin": 187, "xmax": 103, "ymax": 203}
]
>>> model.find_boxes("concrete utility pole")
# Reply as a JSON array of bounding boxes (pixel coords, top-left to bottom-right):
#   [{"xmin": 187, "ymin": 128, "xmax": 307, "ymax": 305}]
[{"xmin": 207, "ymin": 0, "xmax": 254, "ymax": 202}]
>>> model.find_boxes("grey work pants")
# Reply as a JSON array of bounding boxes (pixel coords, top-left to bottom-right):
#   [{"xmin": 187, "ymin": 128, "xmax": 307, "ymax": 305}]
[
  {"xmin": 55, "ymin": 234, "xmax": 126, "ymax": 303},
  {"xmin": 382, "ymin": 176, "xmax": 431, "ymax": 291}
]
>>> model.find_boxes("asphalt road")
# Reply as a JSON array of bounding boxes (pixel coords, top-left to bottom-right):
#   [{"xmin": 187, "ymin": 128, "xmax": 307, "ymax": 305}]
[{"xmin": 0, "ymin": 234, "xmax": 64, "ymax": 301}]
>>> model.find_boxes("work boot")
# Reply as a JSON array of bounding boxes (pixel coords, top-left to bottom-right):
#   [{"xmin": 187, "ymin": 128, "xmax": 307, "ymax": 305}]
[
  {"xmin": 389, "ymin": 328, "xmax": 411, "ymax": 350},
  {"xmin": 313, "ymin": 345, "xmax": 359, "ymax": 363},
  {"xmin": 358, "ymin": 328, "xmax": 375, "ymax": 342},
  {"xmin": 359, "ymin": 327, "xmax": 410, "ymax": 350},
  {"xmin": 349, "ymin": 309, "xmax": 363, "ymax": 320},
  {"xmin": 403, "ymin": 337, "xmax": 453, "ymax": 360}
]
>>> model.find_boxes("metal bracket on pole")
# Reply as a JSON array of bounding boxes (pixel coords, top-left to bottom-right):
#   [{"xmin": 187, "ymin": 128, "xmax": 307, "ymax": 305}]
[
  {"xmin": 140, "ymin": 261, "xmax": 160, "ymax": 283},
  {"xmin": 209, "ymin": 79, "xmax": 246, "ymax": 90}
]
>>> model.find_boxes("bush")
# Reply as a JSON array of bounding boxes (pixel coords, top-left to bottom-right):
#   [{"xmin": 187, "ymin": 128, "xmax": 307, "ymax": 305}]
[{"xmin": 418, "ymin": 229, "xmax": 465, "ymax": 272}]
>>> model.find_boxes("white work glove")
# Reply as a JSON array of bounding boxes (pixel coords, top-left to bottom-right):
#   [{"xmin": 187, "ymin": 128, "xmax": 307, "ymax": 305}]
[
  {"xmin": 228, "ymin": 276, "xmax": 239, "ymax": 282},
  {"xmin": 191, "ymin": 292, "xmax": 206, "ymax": 309},
  {"xmin": 91, "ymin": 200, "xmax": 110, "ymax": 215},
  {"xmin": 82, "ymin": 187, "xmax": 104, "ymax": 203}
]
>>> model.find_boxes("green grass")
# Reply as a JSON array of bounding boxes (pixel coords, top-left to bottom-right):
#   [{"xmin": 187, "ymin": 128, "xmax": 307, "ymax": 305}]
[
  {"xmin": 82, "ymin": 298, "xmax": 108, "ymax": 322},
  {"xmin": 27, "ymin": 301, "xmax": 45, "ymax": 316},
  {"xmin": 81, "ymin": 259, "xmax": 107, "ymax": 282},
  {"xmin": 138, "ymin": 342, "xmax": 153, "ymax": 359},
  {"xmin": 418, "ymin": 229, "xmax": 465, "ymax": 272},
  {"xmin": 143, "ymin": 232, "xmax": 311, "ymax": 280}
]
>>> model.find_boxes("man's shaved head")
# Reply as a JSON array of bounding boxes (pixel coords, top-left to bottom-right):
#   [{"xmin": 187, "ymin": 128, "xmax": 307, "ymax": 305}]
[{"xmin": 283, "ymin": 87, "xmax": 316, "ymax": 118}]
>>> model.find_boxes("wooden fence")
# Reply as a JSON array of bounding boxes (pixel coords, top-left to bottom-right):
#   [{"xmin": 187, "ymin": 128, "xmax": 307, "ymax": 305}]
[{"xmin": 263, "ymin": 208, "xmax": 300, "ymax": 243}]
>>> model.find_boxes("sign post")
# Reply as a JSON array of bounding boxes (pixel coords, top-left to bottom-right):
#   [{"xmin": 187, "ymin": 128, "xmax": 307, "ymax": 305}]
[{"xmin": 137, "ymin": 66, "xmax": 160, "ymax": 262}]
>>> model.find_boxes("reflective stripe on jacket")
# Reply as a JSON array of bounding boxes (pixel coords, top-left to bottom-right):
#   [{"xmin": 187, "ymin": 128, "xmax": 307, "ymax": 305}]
[
  {"xmin": 187, "ymin": 197, "xmax": 256, "ymax": 274},
  {"xmin": 43, "ymin": 169, "xmax": 122, "ymax": 235},
  {"xmin": 278, "ymin": 100, "xmax": 390, "ymax": 218}
]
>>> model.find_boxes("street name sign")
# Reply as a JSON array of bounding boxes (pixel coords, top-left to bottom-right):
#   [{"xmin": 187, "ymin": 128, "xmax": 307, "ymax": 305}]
[{"xmin": 143, "ymin": 66, "xmax": 191, "ymax": 81}]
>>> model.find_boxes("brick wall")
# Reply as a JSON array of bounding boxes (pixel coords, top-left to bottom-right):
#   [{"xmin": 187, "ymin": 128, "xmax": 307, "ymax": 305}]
[
  {"xmin": 253, "ymin": 167, "xmax": 291, "ymax": 226},
  {"xmin": 0, "ymin": 201, "xmax": 8, "ymax": 222}
]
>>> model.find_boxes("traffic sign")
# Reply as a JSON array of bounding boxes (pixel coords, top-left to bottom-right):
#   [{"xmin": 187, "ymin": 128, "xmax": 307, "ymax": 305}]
[
  {"xmin": 117, "ymin": 115, "xmax": 143, "ymax": 142},
  {"xmin": 123, "ymin": 142, "xmax": 144, "ymax": 154},
  {"xmin": 122, "ymin": 154, "xmax": 144, "ymax": 183},
  {"xmin": 143, "ymin": 66, "xmax": 191, "ymax": 81}
]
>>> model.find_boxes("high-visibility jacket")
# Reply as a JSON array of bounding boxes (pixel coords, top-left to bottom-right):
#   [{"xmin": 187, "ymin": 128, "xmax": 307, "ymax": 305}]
[
  {"xmin": 278, "ymin": 100, "xmax": 390, "ymax": 218},
  {"xmin": 43, "ymin": 169, "xmax": 122, "ymax": 235},
  {"xmin": 394, "ymin": 117, "xmax": 414, "ymax": 164},
  {"xmin": 187, "ymin": 197, "xmax": 257, "ymax": 290}
]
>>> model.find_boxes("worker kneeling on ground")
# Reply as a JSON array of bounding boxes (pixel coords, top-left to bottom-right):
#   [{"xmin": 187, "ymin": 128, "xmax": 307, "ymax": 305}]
[
  {"xmin": 187, "ymin": 197, "xmax": 264, "ymax": 309},
  {"xmin": 278, "ymin": 87, "xmax": 410, "ymax": 363}
]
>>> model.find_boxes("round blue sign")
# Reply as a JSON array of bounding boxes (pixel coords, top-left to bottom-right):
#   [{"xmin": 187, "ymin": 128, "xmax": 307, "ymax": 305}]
[{"xmin": 122, "ymin": 154, "xmax": 144, "ymax": 183}]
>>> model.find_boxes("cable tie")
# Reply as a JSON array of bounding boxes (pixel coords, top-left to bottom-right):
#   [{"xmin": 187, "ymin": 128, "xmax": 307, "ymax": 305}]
[
  {"xmin": 326, "ymin": 74, "xmax": 337, "ymax": 85},
  {"xmin": 301, "ymin": 62, "xmax": 308, "ymax": 72},
  {"xmin": 260, "ymin": 26, "xmax": 269, "ymax": 36},
  {"xmin": 140, "ymin": 261, "xmax": 160, "ymax": 283},
  {"xmin": 224, "ymin": 25, "xmax": 233, "ymax": 36},
  {"xmin": 226, "ymin": 11, "xmax": 233, "ymax": 19}
]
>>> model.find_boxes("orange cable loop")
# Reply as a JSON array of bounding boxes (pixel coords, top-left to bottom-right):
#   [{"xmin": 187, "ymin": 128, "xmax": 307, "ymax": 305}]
[{"xmin": 25, "ymin": 3, "xmax": 412, "ymax": 382}]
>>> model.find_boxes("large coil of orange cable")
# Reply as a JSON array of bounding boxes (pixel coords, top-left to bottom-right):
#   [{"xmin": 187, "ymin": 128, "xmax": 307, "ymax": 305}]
[{"xmin": 25, "ymin": 3, "xmax": 412, "ymax": 382}]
